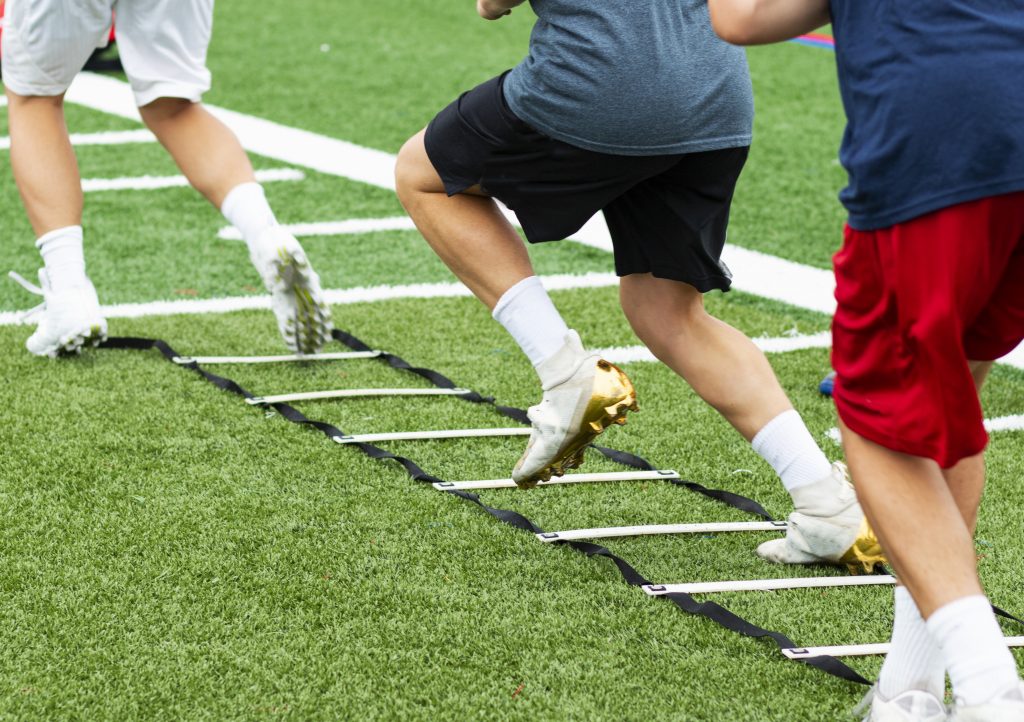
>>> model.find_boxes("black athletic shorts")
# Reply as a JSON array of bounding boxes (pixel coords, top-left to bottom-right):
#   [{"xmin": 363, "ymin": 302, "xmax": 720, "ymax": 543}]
[{"xmin": 424, "ymin": 72, "xmax": 750, "ymax": 293}]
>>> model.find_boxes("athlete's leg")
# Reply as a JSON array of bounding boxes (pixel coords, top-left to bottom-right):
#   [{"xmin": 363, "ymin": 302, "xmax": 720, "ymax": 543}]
[
  {"xmin": 6, "ymin": 90, "xmax": 106, "ymax": 355},
  {"xmin": 618, "ymin": 273, "xmax": 790, "ymax": 440},
  {"xmin": 138, "ymin": 98, "xmax": 254, "ymax": 208},
  {"xmin": 618, "ymin": 273, "xmax": 872, "ymax": 568},
  {"xmin": 396, "ymin": 129, "xmax": 534, "ymax": 309},
  {"xmin": 5, "ymin": 92, "xmax": 82, "ymax": 236},
  {"xmin": 397, "ymin": 128, "xmax": 636, "ymax": 487}
]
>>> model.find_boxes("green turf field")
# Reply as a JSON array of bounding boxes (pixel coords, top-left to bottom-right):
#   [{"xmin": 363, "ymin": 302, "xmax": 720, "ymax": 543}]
[{"xmin": 1, "ymin": 3, "xmax": 1022, "ymax": 720}]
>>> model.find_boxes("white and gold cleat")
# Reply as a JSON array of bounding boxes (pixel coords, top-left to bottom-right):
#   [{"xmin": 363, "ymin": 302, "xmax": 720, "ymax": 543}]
[
  {"xmin": 250, "ymin": 227, "xmax": 333, "ymax": 355},
  {"xmin": 950, "ymin": 681, "xmax": 1024, "ymax": 721},
  {"xmin": 512, "ymin": 331, "xmax": 638, "ymax": 489},
  {"xmin": 757, "ymin": 462, "xmax": 887, "ymax": 574}
]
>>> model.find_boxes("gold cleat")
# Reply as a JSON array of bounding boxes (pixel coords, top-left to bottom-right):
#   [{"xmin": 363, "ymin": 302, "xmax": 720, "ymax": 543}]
[
  {"xmin": 513, "ymin": 339, "xmax": 638, "ymax": 489},
  {"xmin": 838, "ymin": 518, "xmax": 887, "ymax": 575}
]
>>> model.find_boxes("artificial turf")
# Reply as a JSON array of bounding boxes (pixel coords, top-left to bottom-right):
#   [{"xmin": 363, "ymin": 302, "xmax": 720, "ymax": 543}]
[{"xmin": 1, "ymin": 2, "xmax": 1022, "ymax": 720}]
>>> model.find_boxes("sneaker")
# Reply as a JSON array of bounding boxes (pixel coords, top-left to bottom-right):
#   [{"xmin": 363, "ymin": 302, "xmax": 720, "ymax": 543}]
[
  {"xmin": 512, "ymin": 331, "xmax": 638, "ymax": 489},
  {"xmin": 853, "ymin": 686, "xmax": 946, "ymax": 722},
  {"xmin": 10, "ymin": 269, "xmax": 107, "ymax": 357},
  {"xmin": 756, "ymin": 462, "xmax": 887, "ymax": 574},
  {"xmin": 249, "ymin": 227, "xmax": 333, "ymax": 354},
  {"xmin": 950, "ymin": 681, "xmax": 1024, "ymax": 721}
]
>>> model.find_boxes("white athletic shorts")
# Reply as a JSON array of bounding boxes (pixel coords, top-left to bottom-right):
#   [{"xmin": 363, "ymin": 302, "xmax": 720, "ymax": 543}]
[{"xmin": 2, "ymin": 0, "xmax": 214, "ymax": 106}]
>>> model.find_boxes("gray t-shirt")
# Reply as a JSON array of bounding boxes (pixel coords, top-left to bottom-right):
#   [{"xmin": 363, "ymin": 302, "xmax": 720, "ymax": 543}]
[{"xmin": 503, "ymin": 0, "xmax": 754, "ymax": 156}]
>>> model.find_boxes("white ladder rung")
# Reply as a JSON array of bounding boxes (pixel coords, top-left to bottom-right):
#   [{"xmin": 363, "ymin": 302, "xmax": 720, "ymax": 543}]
[
  {"xmin": 783, "ymin": 636, "xmax": 1024, "ymax": 660},
  {"xmin": 433, "ymin": 469, "xmax": 681, "ymax": 491},
  {"xmin": 332, "ymin": 427, "xmax": 533, "ymax": 444},
  {"xmin": 537, "ymin": 520, "xmax": 788, "ymax": 542},
  {"xmin": 643, "ymin": 575, "xmax": 897, "ymax": 595},
  {"xmin": 247, "ymin": 387, "xmax": 471, "ymax": 405},
  {"xmin": 173, "ymin": 350, "xmax": 382, "ymax": 365}
]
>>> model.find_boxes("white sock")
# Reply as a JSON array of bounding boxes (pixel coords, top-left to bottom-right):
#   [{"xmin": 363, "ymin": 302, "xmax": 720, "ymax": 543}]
[
  {"xmin": 220, "ymin": 182, "xmax": 278, "ymax": 253},
  {"xmin": 878, "ymin": 587, "xmax": 945, "ymax": 700},
  {"xmin": 927, "ymin": 594, "xmax": 1019, "ymax": 706},
  {"xmin": 751, "ymin": 409, "xmax": 832, "ymax": 493},
  {"xmin": 36, "ymin": 226, "xmax": 88, "ymax": 289},
  {"xmin": 492, "ymin": 276, "xmax": 571, "ymax": 369}
]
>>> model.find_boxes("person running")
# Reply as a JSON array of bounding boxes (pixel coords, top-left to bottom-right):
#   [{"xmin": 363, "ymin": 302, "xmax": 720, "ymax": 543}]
[
  {"xmin": 3, "ymin": 0, "xmax": 332, "ymax": 357},
  {"xmin": 708, "ymin": 1, "xmax": 1024, "ymax": 720},
  {"xmin": 394, "ymin": 0, "xmax": 883, "ymax": 573}
]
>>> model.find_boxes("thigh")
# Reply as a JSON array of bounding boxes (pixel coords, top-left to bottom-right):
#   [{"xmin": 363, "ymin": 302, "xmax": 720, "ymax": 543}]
[
  {"xmin": 603, "ymin": 146, "xmax": 749, "ymax": 293},
  {"xmin": 2, "ymin": 0, "xmax": 113, "ymax": 97},
  {"xmin": 114, "ymin": 0, "xmax": 214, "ymax": 106}
]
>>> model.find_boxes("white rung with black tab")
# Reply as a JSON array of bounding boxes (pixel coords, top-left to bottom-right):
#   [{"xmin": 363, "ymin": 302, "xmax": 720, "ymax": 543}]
[
  {"xmin": 432, "ymin": 469, "xmax": 681, "ymax": 491},
  {"xmin": 332, "ymin": 427, "xmax": 533, "ymax": 444},
  {"xmin": 247, "ymin": 387, "xmax": 471, "ymax": 405},
  {"xmin": 782, "ymin": 636, "xmax": 1024, "ymax": 660},
  {"xmin": 642, "ymin": 574, "xmax": 897, "ymax": 596},
  {"xmin": 536, "ymin": 520, "xmax": 788, "ymax": 543},
  {"xmin": 173, "ymin": 350, "xmax": 382, "ymax": 365}
]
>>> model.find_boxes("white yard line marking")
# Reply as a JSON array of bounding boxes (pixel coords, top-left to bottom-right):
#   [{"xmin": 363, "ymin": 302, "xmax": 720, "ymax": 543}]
[
  {"xmin": 218, "ymin": 216, "xmax": 417, "ymax": 240},
  {"xmin": 0, "ymin": 128, "xmax": 155, "ymax": 151},
  {"xmin": 595, "ymin": 332, "xmax": 833, "ymax": 363},
  {"xmin": 83, "ymin": 168, "xmax": 304, "ymax": 193},
  {"xmin": 0, "ymin": 272, "xmax": 618, "ymax": 326},
  {"xmin": 0, "ymin": 96, "xmax": 8, "ymax": 108}
]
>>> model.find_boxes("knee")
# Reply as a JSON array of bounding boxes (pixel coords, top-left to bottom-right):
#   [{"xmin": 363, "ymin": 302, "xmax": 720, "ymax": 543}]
[
  {"xmin": 620, "ymin": 275, "xmax": 705, "ymax": 339},
  {"xmin": 394, "ymin": 130, "xmax": 435, "ymax": 209},
  {"xmin": 138, "ymin": 97, "xmax": 193, "ymax": 127}
]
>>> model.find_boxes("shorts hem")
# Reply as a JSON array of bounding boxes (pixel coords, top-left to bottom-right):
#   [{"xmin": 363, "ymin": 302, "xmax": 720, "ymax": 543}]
[
  {"xmin": 134, "ymin": 82, "xmax": 207, "ymax": 108},
  {"xmin": 834, "ymin": 394, "xmax": 987, "ymax": 469},
  {"xmin": 618, "ymin": 269, "xmax": 732, "ymax": 294},
  {"xmin": 1, "ymin": 78, "xmax": 70, "ymax": 98}
]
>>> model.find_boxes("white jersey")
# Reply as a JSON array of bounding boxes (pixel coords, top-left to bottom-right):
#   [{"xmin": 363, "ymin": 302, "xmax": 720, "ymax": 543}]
[{"xmin": 2, "ymin": 0, "xmax": 214, "ymax": 107}]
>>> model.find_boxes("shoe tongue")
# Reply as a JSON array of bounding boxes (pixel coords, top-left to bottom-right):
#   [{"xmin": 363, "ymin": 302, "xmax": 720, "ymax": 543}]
[{"xmin": 896, "ymin": 693, "xmax": 943, "ymax": 716}]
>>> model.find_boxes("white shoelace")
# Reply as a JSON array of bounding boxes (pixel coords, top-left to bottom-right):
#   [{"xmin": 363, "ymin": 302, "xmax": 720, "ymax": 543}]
[{"xmin": 8, "ymin": 270, "xmax": 46, "ymax": 322}]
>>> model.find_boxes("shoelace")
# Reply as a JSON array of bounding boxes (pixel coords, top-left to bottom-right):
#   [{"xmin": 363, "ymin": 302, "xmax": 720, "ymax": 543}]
[{"xmin": 8, "ymin": 270, "xmax": 46, "ymax": 322}]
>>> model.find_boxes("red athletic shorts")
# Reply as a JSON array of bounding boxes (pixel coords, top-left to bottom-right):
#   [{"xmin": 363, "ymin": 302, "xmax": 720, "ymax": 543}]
[{"xmin": 832, "ymin": 191, "xmax": 1024, "ymax": 468}]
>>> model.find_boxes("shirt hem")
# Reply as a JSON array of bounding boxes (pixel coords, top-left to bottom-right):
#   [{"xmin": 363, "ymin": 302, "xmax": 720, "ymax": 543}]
[
  {"xmin": 846, "ymin": 178, "xmax": 1024, "ymax": 231},
  {"xmin": 505, "ymin": 93, "xmax": 752, "ymax": 157}
]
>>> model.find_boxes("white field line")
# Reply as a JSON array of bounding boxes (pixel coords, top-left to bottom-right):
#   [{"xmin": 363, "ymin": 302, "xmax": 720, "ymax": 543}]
[
  {"xmin": 218, "ymin": 217, "xmax": 417, "ymax": 241},
  {"xmin": 0, "ymin": 128, "xmax": 156, "ymax": 151},
  {"xmin": 595, "ymin": 332, "xmax": 832, "ymax": 363},
  {"xmin": 0, "ymin": 272, "xmax": 617, "ymax": 326},
  {"xmin": 83, "ymin": 168, "xmax": 304, "ymax": 193},
  {"xmin": 50, "ymin": 72, "xmax": 1024, "ymax": 371},
  {"xmin": 0, "ymin": 96, "xmax": 7, "ymax": 108}
]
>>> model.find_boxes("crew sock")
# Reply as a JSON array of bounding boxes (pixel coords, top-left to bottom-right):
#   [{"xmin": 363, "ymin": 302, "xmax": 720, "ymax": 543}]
[
  {"xmin": 927, "ymin": 594, "xmax": 1019, "ymax": 706},
  {"xmin": 493, "ymin": 276, "xmax": 571, "ymax": 372},
  {"xmin": 878, "ymin": 587, "xmax": 945, "ymax": 700},
  {"xmin": 221, "ymin": 181, "xmax": 278, "ymax": 254},
  {"xmin": 751, "ymin": 409, "xmax": 833, "ymax": 494},
  {"xmin": 36, "ymin": 226, "xmax": 88, "ymax": 289}
]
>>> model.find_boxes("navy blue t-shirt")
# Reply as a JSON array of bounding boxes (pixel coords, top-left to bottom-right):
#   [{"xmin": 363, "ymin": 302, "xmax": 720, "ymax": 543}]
[{"xmin": 830, "ymin": 1, "xmax": 1024, "ymax": 230}]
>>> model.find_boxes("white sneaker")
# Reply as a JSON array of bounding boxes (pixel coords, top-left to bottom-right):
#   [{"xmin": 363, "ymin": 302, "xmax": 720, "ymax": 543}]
[
  {"xmin": 950, "ymin": 681, "xmax": 1024, "ymax": 721},
  {"xmin": 10, "ymin": 269, "xmax": 107, "ymax": 358},
  {"xmin": 249, "ymin": 227, "xmax": 333, "ymax": 354},
  {"xmin": 854, "ymin": 686, "xmax": 946, "ymax": 722},
  {"xmin": 756, "ymin": 462, "xmax": 887, "ymax": 574},
  {"xmin": 512, "ymin": 331, "xmax": 637, "ymax": 489}
]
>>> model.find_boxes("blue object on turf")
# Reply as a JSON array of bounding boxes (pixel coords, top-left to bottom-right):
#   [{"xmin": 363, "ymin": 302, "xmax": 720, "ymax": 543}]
[{"xmin": 819, "ymin": 371, "xmax": 836, "ymax": 397}]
